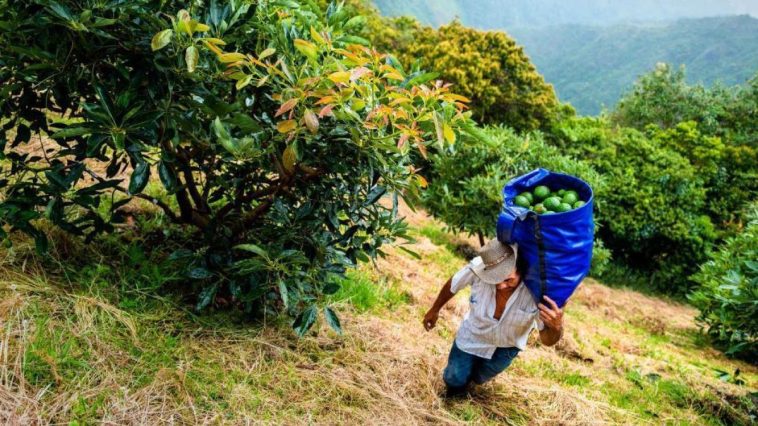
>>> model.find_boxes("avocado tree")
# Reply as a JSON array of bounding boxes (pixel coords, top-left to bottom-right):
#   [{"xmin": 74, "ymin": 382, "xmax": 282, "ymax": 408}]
[
  {"xmin": 365, "ymin": 17, "xmax": 563, "ymax": 131},
  {"xmin": 689, "ymin": 202, "xmax": 758, "ymax": 362},
  {"xmin": 0, "ymin": 0, "xmax": 469, "ymax": 333}
]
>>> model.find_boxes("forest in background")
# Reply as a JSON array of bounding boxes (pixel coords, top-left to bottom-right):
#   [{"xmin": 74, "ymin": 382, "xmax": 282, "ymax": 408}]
[
  {"xmin": 374, "ymin": 0, "xmax": 758, "ymax": 114},
  {"xmin": 373, "ymin": 0, "xmax": 758, "ymax": 27}
]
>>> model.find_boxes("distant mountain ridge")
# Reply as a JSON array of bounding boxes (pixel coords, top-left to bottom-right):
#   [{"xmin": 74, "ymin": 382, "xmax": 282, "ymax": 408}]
[
  {"xmin": 509, "ymin": 15, "xmax": 758, "ymax": 114},
  {"xmin": 373, "ymin": 0, "xmax": 758, "ymax": 28},
  {"xmin": 372, "ymin": 1, "xmax": 758, "ymax": 114}
]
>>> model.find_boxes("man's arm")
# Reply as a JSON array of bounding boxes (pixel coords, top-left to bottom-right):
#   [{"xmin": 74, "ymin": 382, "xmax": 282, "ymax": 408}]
[
  {"xmin": 423, "ymin": 278, "xmax": 456, "ymax": 331},
  {"xmin": 538, "ymin": 296, "xmax": 564, "ymax": 346}
]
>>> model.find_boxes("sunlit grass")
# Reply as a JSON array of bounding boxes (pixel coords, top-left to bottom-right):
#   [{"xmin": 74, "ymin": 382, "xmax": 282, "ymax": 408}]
[{"xmin": 0, "ymin": 211, "xmax": 755, "ymax": 424}]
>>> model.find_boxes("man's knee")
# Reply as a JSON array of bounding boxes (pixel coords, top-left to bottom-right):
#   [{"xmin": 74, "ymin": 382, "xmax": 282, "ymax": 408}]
[
  {"xmin": 443, "ymin": 363, "xmax": 470, "ymax": 388},
  {"xmin": 471, "ymin": 347, "xmax": 519, "ymax": 384}
]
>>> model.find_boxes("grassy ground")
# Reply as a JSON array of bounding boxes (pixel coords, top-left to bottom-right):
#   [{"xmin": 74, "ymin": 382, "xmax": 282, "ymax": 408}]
[{"xmin": 1, "ymin": 206, "xmax": 756, "ymax": 425}]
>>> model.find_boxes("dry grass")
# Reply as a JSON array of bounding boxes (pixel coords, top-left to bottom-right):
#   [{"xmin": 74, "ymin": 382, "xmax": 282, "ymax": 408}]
[{"xmin": 0, "ymin": 209, "xmax": 756, "ymax": 425}]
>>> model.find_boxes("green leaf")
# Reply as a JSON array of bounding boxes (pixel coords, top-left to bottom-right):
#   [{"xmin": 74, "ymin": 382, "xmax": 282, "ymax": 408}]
[
  {"xmin": 51, "ymin": 127, "xmax": 92, "ymax": 139},
  {"xmin": 293, "ymin": 39, "xmax": 318, "ymax": 61},
  {"xmin": 212, "ymin": 117, "xmax": 231, "ymax": 140},
  {"xmin": 235, "ymin": 74, "xmax": 253, "ymax": 90},
  {"xmin": 151, "ymin": 29, "xmax": 173, "ymax": 51},
  {"xmin": 282, "ymin": 144, "xmax": 297, "ymax": 173},
  {"xmin": 158, "ymin": 160, "xmax": 177, "ymax": 192},
  {"xmin": 234, "ymin": 243, "xmax": 269, "ymax": 257},
  {"xmin": 406, "ymin": 72, "xmax": 440, "ymax": 86},
  {"xmin": 258, "ymin": 47, "xmax": 276, "ymax": 60},
  {"xmin": 364, "ymin": 185, "xmax": 386, "ymax": 206},
  {"xmin": 185, "ymin": 46, "xmax": 199, "ymax": 73},
  {"xmin": 189, "ymin": 267, "xmax": 214, "ymax": 280},
  {"xmin": 323, "ymin": 307, "xmax": 342, "ymax": 334},
  {"xmin": 278, "ymin": 280, "xmax": 289, "ymax": 308},
  {"xmin": 344, "ymin": 16, "xmax": 366, "ymax": 29},
  {"xmin": 398, "ymin": 246, "xmax": 421, "ymax": 259},
  {"xmin": 195, "ymin": 283, "xmax": 217, "ymax": 311},
  {"xmin": 293, "ymin": 305, "xmax": 318, "ymax": 337},
  {"xmin": 323, "ymin": 281, "xmax": 340, "ymax": 295},
  {"xmin": 128, "ymin": 161, "xmax": 150, "ymax": 194}
]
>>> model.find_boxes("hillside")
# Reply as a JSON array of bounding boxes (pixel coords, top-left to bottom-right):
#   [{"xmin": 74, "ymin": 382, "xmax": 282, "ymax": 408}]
[
  {"xmin": 373, "ymin": 0, "xmax": 758, "ymax": 28},
  {"xmin": 371, "ymin": 0, "xmax": 758, "ymax": 115},
  {"xmin": 509, "ymin": 16, "xmax": 758, "ymax": 114},
  {"xmin": 2, "ymin": 205, "xmax": 756, "ymax": 424}
]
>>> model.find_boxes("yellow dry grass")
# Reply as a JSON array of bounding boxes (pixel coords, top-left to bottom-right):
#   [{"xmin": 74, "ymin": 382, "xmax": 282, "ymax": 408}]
[{"xmin": 0, "ymin": 208, "xmax": 755, "ymax": 425}]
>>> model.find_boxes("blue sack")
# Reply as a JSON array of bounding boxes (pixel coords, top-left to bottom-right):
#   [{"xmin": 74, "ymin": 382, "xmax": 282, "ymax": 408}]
[{"xmin": 496, "ymin": 168, "xmax": 594, "ymax": 307}]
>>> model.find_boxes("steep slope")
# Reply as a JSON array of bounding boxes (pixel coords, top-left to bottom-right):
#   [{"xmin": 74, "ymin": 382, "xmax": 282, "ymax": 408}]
[{"xmin": 1, "ymin": 205, "xmax": 756, "ymax": 424}]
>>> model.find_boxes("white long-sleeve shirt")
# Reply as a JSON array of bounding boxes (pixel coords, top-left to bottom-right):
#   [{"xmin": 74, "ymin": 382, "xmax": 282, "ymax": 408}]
[{"xmin": 451, "ymin": 257, "xmax": 544, "ymax": 359}]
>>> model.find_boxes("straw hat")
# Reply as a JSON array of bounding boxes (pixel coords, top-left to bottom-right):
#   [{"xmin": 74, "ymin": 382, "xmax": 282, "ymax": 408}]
[{"xmin": 471, "ymin": 239, "xmax": 518, "ymax": 285}]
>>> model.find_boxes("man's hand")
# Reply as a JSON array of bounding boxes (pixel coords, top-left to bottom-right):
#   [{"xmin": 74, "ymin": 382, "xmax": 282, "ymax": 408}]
[
  {"xmin": 538, "ymin": 296, "xmax": 564, "ymax": 331},
  {"xmin": 423, "ymin": 308, "xmax": 439, "ymax": 331},
  {"xmin": 538, "ymin": 296, "xmax": 565, "ymax": 346}
]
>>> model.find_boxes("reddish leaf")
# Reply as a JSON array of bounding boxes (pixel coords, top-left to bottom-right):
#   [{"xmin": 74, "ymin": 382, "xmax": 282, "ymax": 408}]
[
  {"xmin": 318, "ymin": 104, "xmax": 334, "ymax": 118},
  {"xmin": 275, "ymin": 98, "xmax": 299, "ymax": 117}
]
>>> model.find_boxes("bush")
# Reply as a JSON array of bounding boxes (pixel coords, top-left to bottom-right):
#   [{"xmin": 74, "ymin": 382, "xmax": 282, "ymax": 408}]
[
  {"xmin": 422, "ymin": 125, "xmax": 608, "ymax": 272},
  {"xmin": 689, "ymin": 203, "xmax": 758, "ymax": 362},
  {"xmin": 611, "ymin": 63, "xmax": 731, "ymax": 133},
  {"xmin": 612, "ymin": 66, "xmax": 758, "ymax": 235},
  {"xmin": 551, "ymin": 117, "xmax": 716, "ymax": 293},
  {"xmin": 0, "ymin": 1, "xmax": 468, "ymax": 333},
  {"xmin": 365, "ymin": 17, "xmax": 563, "ymax": 131}
]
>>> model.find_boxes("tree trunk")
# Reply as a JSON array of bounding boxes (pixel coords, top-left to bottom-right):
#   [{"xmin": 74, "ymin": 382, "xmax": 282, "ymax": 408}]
[{"xmin": 478, "ymin": 232, "xmax": 485, "ymax": 247}]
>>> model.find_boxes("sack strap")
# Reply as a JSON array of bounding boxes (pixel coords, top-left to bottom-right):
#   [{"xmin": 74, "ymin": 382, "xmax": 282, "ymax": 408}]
[{"xmin": 530, "ymin": 212, "xmax": 547, "ymax": 301}]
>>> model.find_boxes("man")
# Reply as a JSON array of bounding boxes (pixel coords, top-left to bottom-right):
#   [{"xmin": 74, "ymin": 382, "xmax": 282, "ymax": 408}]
[{"xmin": 423, "ymin": 239, "xmax": 565, "ymax": 397}]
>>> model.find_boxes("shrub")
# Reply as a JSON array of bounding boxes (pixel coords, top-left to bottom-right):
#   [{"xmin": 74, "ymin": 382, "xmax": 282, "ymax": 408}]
[
  {"xmin": 551, "ymin": 117, "xmax": 715, "ymax": 293},
  {"xmin": 612, "ymin": 66, "xmax": 758, "ymax": 235},
  {"xmin": 689, "ymin": 203, "xmax": 758, "ymax": 362},
  {"xmin": 365, "ymin": 17, "xmax": 563, "ymax": 131},
  {"xmin": 422, "ymin": 125, "xmax": 608, "ymax": 272},
  {"xmin": 611, "ymin": 63, "xmax": 731, "ymax": 133},
  {"xmin": 0, "ymin": 1, "xmax": 469, "ymax": 333}
]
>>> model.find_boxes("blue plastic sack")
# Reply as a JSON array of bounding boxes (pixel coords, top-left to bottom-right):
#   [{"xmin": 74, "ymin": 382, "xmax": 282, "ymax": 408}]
[{"xmin": 496, "ymin": 168, "xmax": 594, "ymax": 307}]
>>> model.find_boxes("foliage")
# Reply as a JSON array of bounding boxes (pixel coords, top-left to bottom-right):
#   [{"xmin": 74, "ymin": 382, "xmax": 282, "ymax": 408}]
[
  {"xmin": 612, "ymin": 63, "xmax": 733, "ymax": 132},
  {"xmin": 372, "ymin": 0, "xmax": 758, "ymax": 28},
  {"xmin": 364, "ymin": 18, "xmax": 562, "ymax": 130},
  {"xmin": 647, "ymin": 122, "xmax": 755, "ymax": 234},
  {"xmin": 422, "ymin": 125, "xmax": 608, "ymax": 272},
  {"xmin": 689, "ymin": 203, "xmax": 758, "ymax": 362},
  {"xmin": 552, "ymin": 117, "xmax": 716, "ymax": 293},
  {"xmin": 513, "ymin": 17, "xmax": 758, "ymax": 115},
  {"xmin": 373, "ymin": 2, "xmax": 758, "ymax": 115},
  {"xmin": 613, "ymin": 66, "xmax": 758, "ymax": 234},
  {"xmin": 0, "ymin": 0, "xmax": 469, "ymax": 333}
]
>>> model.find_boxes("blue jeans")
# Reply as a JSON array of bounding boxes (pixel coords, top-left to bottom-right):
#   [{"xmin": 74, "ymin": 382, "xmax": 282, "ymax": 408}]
[{"xmin": 443, "ymin": 341, "xmax": 520, "ymax": 388}]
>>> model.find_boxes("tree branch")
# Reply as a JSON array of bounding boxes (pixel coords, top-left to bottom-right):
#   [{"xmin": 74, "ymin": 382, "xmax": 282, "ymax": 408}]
[{"xmin": 83, "ymin": 168, "xmax": 179, "ymax": 223}]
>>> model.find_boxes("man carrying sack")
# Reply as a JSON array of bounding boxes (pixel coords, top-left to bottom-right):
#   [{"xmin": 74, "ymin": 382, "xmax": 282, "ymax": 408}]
[{"xmin": 423, "ymin": 239, "xmax": 565, "ymax": 397}]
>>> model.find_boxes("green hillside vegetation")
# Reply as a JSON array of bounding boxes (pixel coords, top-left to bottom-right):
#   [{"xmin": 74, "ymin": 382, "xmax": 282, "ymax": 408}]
[
  {"xmin": 510, "ymin": 16, "xmax": 758, "ymax": 114},
  {"xmin": 373, "ymin": 0, "xmax": 758, "ymax": 28},
  {"xmin": 371, "ymin": 1, "xmax": 758, "ymax": 115},
  {"xmin": 367, "ymin": 18, "xmax": 562, "ymax": 129}
]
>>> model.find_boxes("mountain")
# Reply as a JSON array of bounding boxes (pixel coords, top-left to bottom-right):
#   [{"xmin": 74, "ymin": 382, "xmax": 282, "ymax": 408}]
[
  {"xmin": 509, "ymin": 16, "xmax": 758, "ymax": 114},
  {"xmin": 373, "ymin": 0, "xmax": 758, "ymax": 28},
  {"xmin": 372, "ymin": 1, "xmax": 758, "ymax": 114}
]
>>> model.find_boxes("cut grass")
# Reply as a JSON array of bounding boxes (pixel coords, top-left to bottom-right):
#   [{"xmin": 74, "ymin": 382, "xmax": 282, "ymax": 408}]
[{"xmin": 0, "ymin": 209, "xmax": 756, "ymax": 424}]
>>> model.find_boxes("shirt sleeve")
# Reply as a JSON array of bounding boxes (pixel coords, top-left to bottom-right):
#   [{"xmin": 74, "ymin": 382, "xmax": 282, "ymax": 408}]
[{"xmin": 450, "ymin": 257, "xmax": 480, "ymax": 293}]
